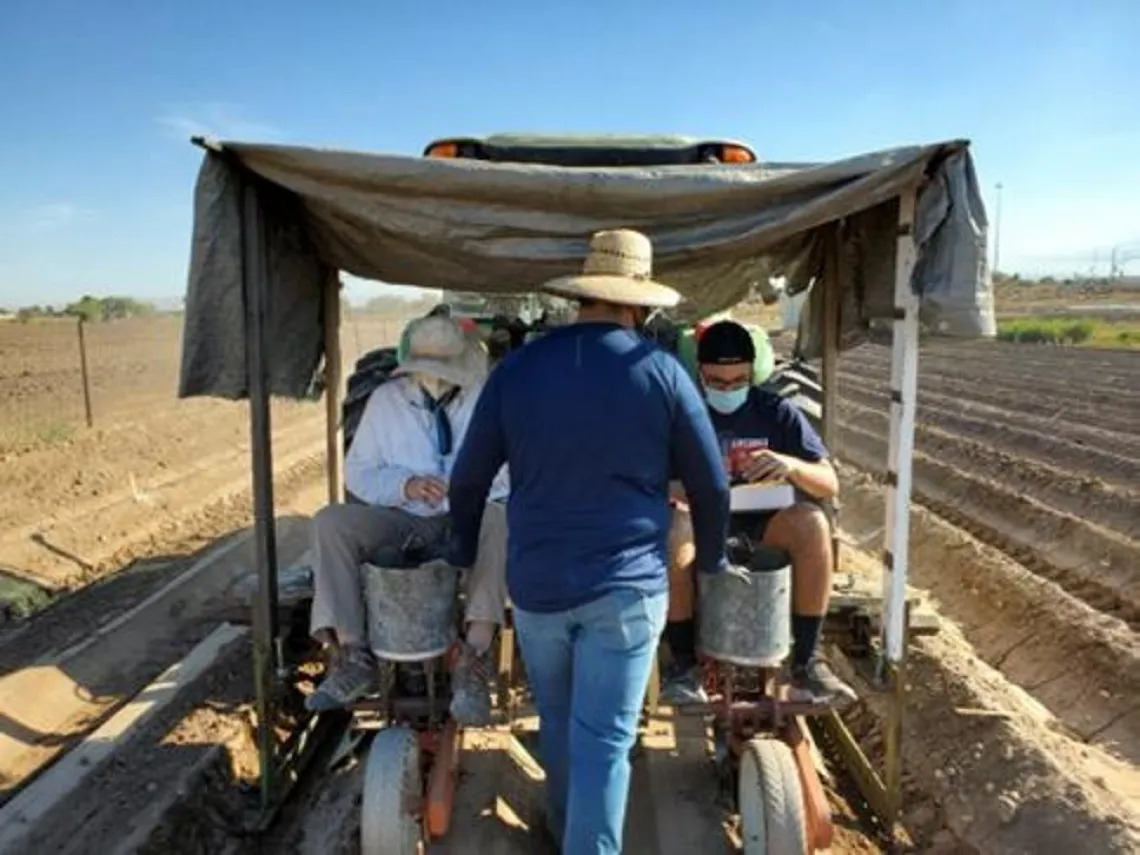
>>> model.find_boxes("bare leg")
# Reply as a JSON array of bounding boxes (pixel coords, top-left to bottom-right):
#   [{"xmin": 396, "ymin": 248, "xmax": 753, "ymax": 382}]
[
  {"xmin": 667, "ymin": 505, "xmax": 696, "ymax": 622},
  {"xmin": 661, "ymin": 505, "xmax": 706, "ymax": 705},
  {"xmin": 762, "ymin": 503, "xmax": 833, "ymax": 618},
  {"xmin": 763, "ymin": 503, "xmax": 854, "ymax": 705}
]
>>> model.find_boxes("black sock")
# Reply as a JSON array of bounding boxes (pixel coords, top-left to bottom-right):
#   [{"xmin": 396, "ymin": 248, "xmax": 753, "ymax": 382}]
[
  {"xmin": 791, "ymin": 614, "xmax": 823, "ymax": 670},
  {"xmin": 664, "ymin": 619, "xmax": 697, "ymax": 668}
]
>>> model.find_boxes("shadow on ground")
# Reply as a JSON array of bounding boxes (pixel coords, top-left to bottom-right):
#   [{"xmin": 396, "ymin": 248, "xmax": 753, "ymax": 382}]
[{"xmin": 0, "ymin": 515, "xmax": 310, "ymax": 807}]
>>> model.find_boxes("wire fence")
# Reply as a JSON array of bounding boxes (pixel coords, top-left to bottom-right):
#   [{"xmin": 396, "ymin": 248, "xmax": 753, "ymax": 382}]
[{"xmin": 0, "ymin": 312, "xmax": 411, "ymax": 453}]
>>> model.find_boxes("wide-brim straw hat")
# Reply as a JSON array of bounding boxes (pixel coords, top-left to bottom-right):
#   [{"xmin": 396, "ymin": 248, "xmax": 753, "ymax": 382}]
[
  {"xmin": 392, "ymin": 315, "xmax": 488, "ymax": 389},
  {"xmin": 539, "ymin": 229, "xmax": 682, "ymax": 309}
]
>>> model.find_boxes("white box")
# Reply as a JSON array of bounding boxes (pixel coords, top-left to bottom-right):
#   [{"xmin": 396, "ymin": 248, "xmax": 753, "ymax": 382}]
[{"xmin": 729, "ymin": 482, "xmax": 795, "ymax": 513}]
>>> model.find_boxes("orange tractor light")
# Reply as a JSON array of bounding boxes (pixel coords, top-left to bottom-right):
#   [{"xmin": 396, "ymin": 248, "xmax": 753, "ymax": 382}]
[
  {"xmin": 426, "ymin": 142, "xmax": 460, "ymax": 158},
  {"xmin": 719, "ymin": 144, "xmax": 756, "ymax": 164}
]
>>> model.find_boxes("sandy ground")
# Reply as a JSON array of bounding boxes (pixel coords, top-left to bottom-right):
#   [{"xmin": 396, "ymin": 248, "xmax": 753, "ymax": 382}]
[{"xmin": 0, "ymin": 315, "xmax": 405, "ymax": 595}]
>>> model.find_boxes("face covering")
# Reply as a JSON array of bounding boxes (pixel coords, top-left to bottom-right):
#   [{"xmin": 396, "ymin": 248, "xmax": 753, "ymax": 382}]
[
  {"xmin": 415, "ymin": 373, "xmax": 455, "ymax": 401},
  {"xmin": 705, "ymin": 386, "xmax": 749, "ymax": 414}
]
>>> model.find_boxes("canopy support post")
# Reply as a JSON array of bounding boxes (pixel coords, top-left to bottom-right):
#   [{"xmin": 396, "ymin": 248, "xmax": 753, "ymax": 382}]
[
  {"xmin": 820, "ymin": 221, "xmax": 843, "ymax": 572},
  {"xmin": 241, "ymin": 177, "xmax": 281, "ymax": 814},
  {"xmin": 323, "ymin": 273, "xmax": 344, "ymax": 504},
  {"xmin": 820, "ymin": 221, "xmax": 841, "ymax": 448},
  {"xmin": 880, "ymin": 187, "xmax": 920, "ymax": 824}
]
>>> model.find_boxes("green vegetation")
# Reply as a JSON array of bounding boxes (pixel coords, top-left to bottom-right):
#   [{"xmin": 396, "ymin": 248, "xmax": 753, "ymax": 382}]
[
  {"xmin": 997, "ymin": 318, "xmax": 1094, "ymax": 344},
  {"xmin": 0, "ymin": 571, "xmax": 54, "ymax": 622},
  {"xmin": 997, "ymin": 317, "xmax": 1140, "ymax": 349},
  {"xmin": 14, "ymin": 295, "xmax": 156, "ymax": 323}
]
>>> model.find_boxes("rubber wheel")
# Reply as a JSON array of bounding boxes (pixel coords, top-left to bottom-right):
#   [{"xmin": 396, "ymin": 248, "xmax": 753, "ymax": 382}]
[
  {"xmin": 738, "ymin": 738, "xmax": 808, "ymax": 855},
  {"xmin": 361, "ymin": 726, "xmax": 425, "ymax": 855}
]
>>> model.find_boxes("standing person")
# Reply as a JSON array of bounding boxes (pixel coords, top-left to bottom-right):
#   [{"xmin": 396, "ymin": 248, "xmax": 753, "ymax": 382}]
[
  {"xmin": 661, "ymin": 319, "xmax": 856, "ymax": 708},
  {"xmin": 447, "ymin": 230, "xmax": 731, "ymax": 854}
]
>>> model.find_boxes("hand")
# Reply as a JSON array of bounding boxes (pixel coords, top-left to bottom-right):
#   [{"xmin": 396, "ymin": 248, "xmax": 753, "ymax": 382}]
[
  {"xmin": 723, "ymin": 563, "xmax": 753, "ymax": 585},
  {"xmin": 702, "ymin": 562, "xmax": 752, "ymax": 584},
  {"xmin": 740, "ymin": 449, "xmax": 799, "ymax": 485},
  {"xmin": 404, "ymin": 476, "xmax": 448, "ymax": 505}
]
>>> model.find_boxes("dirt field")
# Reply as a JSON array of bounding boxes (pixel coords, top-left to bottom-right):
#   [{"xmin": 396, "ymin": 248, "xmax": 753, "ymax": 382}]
[
  {"xmin": 1, "ymin": 316, "xmax": 1139, "ymax": 853},
  {"xmin": 0, "ymin": 314, "xmax": 406, "ymax": 594},
  {"xmin": 831, "ymin": 339, "xmax": 1140, "ymax": 852},
  {"xmin": 992, "ymin": 279, "xmax": 1140, "ymax": 314}
]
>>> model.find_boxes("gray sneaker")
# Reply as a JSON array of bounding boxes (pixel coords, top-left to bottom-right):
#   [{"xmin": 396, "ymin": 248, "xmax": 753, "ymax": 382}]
[
  {"xmin": 660, "ymin": 662, "xmax": 708, "ymax": 707},
  {"xmin": 449, "ymin": 641, "xmax": 493, "ymax": 727},
  {"xmin": 788, "ymin": 659, "xmax": 858, "ymax": 708},
  {"xmin": 306, "ymin": 645, "xmax": 379, "ymax": 711}
]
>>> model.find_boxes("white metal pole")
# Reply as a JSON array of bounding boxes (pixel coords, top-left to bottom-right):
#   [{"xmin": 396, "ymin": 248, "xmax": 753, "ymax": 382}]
[
  {"xmin": 993, "ymin": 182, "xmax": 1003, "ymax": 275},
  {"xmin": 881, "ymin": 188, "xmax": 920, "ymax": 665}
]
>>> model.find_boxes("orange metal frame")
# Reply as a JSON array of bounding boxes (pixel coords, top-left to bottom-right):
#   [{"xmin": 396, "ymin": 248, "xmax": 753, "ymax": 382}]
[
  {"xmin": 702, "ymin": 661, "xmax": 835, "ymax": 850},
  {"xmin": 422, "ymin": 719, "xmax": 462, "ymax": 838},
  {"xmin": 785, "ymin": 720, "xmax": 835, "ymax": 851}
]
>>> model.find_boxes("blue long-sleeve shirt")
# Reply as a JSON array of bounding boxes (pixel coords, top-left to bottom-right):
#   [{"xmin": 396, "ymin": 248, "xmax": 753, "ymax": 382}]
[{"xmin": 448, "ymin": 322, "xmax": 730, "ymax": 614}]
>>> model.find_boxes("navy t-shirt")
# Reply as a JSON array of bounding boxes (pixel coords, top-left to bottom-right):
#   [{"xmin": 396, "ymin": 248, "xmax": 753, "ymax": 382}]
[
  {"xmin": 710, "ymin": 387, "xmax": 829, "ymax": 482},
  {"xmin": 448, "ymin": 322, "xmax": 730, "ymax": 614}
]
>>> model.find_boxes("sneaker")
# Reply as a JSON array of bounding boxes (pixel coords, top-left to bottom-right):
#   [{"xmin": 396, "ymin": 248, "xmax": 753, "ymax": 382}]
[
  {"xmin": 788, "ymin": 659, "xmax": 858, "ymax": 708},
  {"xmin": 660, "ymin": 661, "xmax": 708, "ymax": 707},
  {"xmin": 449, "ymin": 641, "xmax": 493, "ymax": 727},
  {"xmin": 306, "ymin": 645, "xmax": 379, "ymax": 711}
]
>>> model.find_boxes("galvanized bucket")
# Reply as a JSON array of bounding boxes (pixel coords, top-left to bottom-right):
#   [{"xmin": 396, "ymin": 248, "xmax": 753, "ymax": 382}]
[
  {"xmin": 698, "ymin": 546, "xmax": 792, "ymax": 667},
  {"xmin": 362, "ymin": 559, "xmax": 459, "ymax": 662}
]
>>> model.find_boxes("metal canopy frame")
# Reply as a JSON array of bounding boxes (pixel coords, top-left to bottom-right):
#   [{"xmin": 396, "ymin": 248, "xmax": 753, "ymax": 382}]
[
  {"xmin": 815, "ymin": 190, "xmax": 921, "ymax": 831},
  {"xmin": 223, "ymin": 140, "xmax": 926, "ymax": 834}
]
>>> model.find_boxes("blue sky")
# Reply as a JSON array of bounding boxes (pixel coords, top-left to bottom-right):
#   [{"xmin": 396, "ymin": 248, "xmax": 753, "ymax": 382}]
[{"xmin": 0, "ymin": 0, "xmax": 1137, "ymax": 308}]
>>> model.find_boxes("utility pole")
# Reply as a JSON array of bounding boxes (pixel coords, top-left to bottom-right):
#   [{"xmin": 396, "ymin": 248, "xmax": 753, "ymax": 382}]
[{"xmin": 993, "ymin": 182, "xmax": 1004, "ymax": 275}]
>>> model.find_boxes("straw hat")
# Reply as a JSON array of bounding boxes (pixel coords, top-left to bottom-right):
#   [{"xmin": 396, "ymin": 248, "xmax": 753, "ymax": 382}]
[
  {"xmin": 392, "ymin": 315, "xmax": 488, "ymax": 389},
  {"xmin": 540, "ymin": 229, "xmax": 682, "ymax": 308}
]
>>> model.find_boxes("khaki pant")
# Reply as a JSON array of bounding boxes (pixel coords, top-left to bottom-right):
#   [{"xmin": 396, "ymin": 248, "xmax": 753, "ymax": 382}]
[{"xmin": 309, "ymin": 501, "xmax": 509, "ymax": 647}]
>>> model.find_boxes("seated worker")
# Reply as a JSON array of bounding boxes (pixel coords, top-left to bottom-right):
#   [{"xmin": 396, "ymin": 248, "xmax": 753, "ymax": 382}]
[
  {"xmin": 662, "ymin": 319, "xmax": 857, "ymax": 707},
  {"xmin": 307, "ymin": 315, "xmax": 509, "ymax": 726}
]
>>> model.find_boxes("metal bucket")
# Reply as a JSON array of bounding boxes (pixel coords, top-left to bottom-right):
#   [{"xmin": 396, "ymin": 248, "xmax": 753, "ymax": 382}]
[
  {"xmin": 697, "ymin": 546, "xmax": 792, "ymax": 667},
  {"xmin": 362, "ymin": 559, "xmax": 459, "ymax": 662}
]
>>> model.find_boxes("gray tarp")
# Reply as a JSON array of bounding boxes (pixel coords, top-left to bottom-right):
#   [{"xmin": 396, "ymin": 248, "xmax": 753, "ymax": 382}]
[{"xmin": 180, "ymin": 139, "xmax": 994, "ymax": 400}]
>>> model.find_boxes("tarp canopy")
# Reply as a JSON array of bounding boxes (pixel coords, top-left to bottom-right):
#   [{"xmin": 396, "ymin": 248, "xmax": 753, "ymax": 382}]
[{"xmin": 180, "ymin": 139, "xmax": 994, "ymax": 400}]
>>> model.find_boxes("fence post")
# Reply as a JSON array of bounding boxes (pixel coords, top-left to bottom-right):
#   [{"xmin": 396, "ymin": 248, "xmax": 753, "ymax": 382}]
[{"xmin": 76, "ymin": 317, "xmax": 94, "ymax": 428}]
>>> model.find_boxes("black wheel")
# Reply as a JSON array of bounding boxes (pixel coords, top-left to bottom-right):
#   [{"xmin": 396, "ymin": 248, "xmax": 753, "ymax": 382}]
[
  {"xmin": 342, "ymin": 346, "xmax": 399, "ymax": 456},
  {"xmin": 766, "ymin": 359, "xmax": 823, "ymax": 432}
]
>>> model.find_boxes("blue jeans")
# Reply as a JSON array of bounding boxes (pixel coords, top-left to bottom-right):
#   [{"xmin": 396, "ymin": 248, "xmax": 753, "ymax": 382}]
[{"xmin": 514, "ymin": 588, "xmax": 668, "ymax": 855}]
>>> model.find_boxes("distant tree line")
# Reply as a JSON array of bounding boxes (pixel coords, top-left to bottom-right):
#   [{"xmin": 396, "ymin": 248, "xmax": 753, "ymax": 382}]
[
  {"xmin": 993, "ymin": 272, "xmax": 1133, "ymax": 290},
  {"xmin": 349, "ymin": 294, "xmax": 440, "ymax": 317},
  {"xmin": 10, "ymin": 295, "xmax": 158, "ymax": 323}
]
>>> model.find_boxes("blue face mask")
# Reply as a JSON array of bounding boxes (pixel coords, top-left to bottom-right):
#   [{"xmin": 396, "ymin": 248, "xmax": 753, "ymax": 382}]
[{"xmin": 705, "ymin": 386, "xmax": 749, "ymax": 414}]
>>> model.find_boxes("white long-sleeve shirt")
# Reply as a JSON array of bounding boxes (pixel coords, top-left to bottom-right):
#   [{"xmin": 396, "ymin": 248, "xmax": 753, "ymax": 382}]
[{"xmin": 345, "ymin": 376, "xmax": 509, "ymax": 515}]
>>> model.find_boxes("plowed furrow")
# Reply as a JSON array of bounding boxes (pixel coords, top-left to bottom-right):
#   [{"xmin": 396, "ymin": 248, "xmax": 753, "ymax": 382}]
[{"xmin": 837, "ymin": 422, "xmax": 1140, "ymax": 629}]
